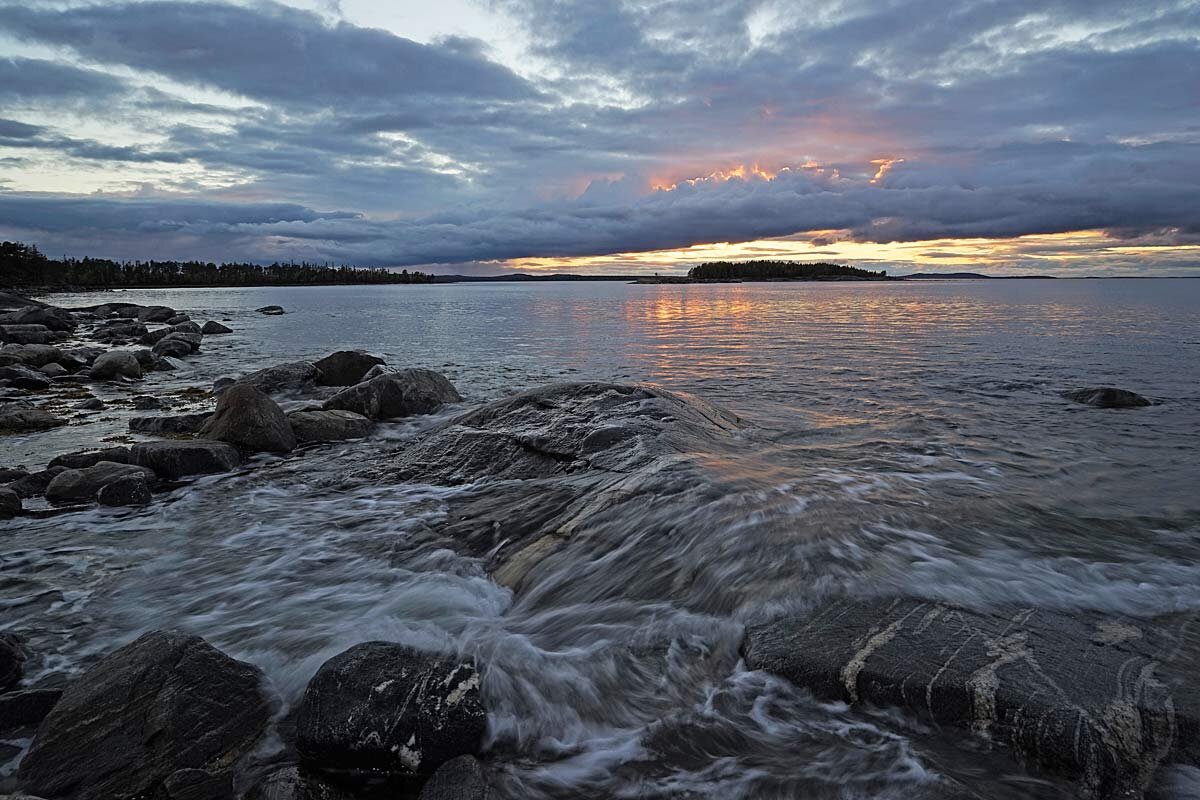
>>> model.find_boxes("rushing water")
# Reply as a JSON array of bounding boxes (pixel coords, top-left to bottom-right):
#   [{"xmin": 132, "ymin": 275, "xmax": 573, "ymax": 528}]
[{"xmin": 3, "ymin": 279, "xmax": 1200, "ymax": 797}]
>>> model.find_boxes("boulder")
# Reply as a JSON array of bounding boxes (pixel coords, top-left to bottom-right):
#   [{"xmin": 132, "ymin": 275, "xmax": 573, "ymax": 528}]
[
  {"xmin": 6, "ymin": 466, "xmax": 67, "ymax": 498},
  {"xmin": 132, "ymin": 348, "xmax": 158, "ymax": 369},
  {"xmin": 59, "ymin": 346, "xmax": 104, "ymax": 368},
  {"xmin": 0, "ymin": 343, "xmax": 62, "ymax": 367},
  {"xmin": 158, "ymin": 768, "xmax": 234, "ymax": 800},
  {"xmin": 0, "ymin": 688, "xmax": 62, "ymax": 733},
  {"xmin": 322, "ymin": 370, "xmax": 461, "ymax": 421},
  {"xmin": 0, "ymin": 364, "xmax": 52, "ymax": 390},
  {"xmin": 140, "ymin": 328, "xmax": 171, "ymax": 346},
  {"xmin": 49, "ymin": 446, "xmax": 132, "ymax": 470},
  {"xmin": 287, "ymin": 410, "xmax": 373, "ymax": 444},
  {"xmin": 200, "ymin": 384, "xmax": 296, "ymax": 453},
  {"xmin": 45, "ymin": 461, "xmax": 156, "ymax": 504},
  {"xmin": 137, "ymin": 305, "xmax": 177, "ymax": 323},
  {"xmin": 93, "ymin": 320, "xmax": 149, "ymax": 342},
  {"xmin": 17, "ymin": 630, "xmax": 270, "ymax": 800},
  {"xmin": 0, "ymin": 466, "xmax": 28, "ymax": 482},
  {"xmin": 0, "ymin": 291, "xmax": 47, "ymax": 311},
  {"xmin": 296, "ymin": 642, "xmax": 485, "ymax": 777},
  {"xmin": 0, "ymin": 487, "xmax": 21, "ymax": 518},
  {"xmin": 129, "ymin": 412, "xmax": 213, "ymax": 435},
  {"xmin": 1064, "ymin": 387, "xmax": 1152, "ymax": 408},
  {"xmin": 1, "ymin": 324, "xmax": 54, "ymax": 345},
  {"xmin": 742, "ymin": 597, "xmax": 1200, "ymax": 798},
  {"xmin": 313, "ymin": 351, "xmax": 386, "ymax": 386},
  {"xmin": 0, "ymin": 632, "xmax": 27, "ymax": 691},
  {"xmin": 170, "ymin": 321, "xmax": 203, "ymax": 336},
  {"xmin": 90, "ymin": 350, "xmax": 143, "ymax": 381},
  {"xmin": 97, "ymin": 474, "xmax": 153, "ymax": 506},
  {"xmin": 417, "ymin": 755, "xmax": 491, "ymax": 800},
  {"xmin": 152, "ymin": 338, "xmax": 193, "ymax": 359},
  {"xmin": 0, "ymin": 404, "xmax": 66, "ymax": 433},
  {"xmin": 37, "ymin": 362, "xmax": 68, "ymax": 379},
  {"xmin": 75, "ymin": 397, "xmax": 105, "ymax": 410},
  {"xmin": 360, "ymin": 364, "xmax": 397, "ymax": 381},
  {"xmin": 165, "ymin": 314, "xmax": 191, "ymax": 326},
  {"xmin": 245, "ymin": 767, "xmax": 352, "ymax": 800},
  {"xmin": 201, "ymin": 321, "xmax": 232, "ymax": 335},
  {"xmin": 230, "ymin": 361, "xmax": 322, "ymax": 395},
  {"xmin": 0, "ymin": 306, "xmax": 76, "ymax": 332},
  {"xmin": 256, "ymin": 305, "xmax": 285, "ymax": 315},
  {"xmin": 131, "ymin": 441, "xmax": 240, "ymax": 480},
  {"xmin": 132, "ymin": 394, "xmax": 165, "ymax": 410}
]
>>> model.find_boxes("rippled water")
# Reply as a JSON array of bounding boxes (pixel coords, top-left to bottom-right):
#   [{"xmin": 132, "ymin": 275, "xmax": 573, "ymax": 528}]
[{"xmin": 3, "ymin": 279, "xmax": 1200, "ymax": 797}]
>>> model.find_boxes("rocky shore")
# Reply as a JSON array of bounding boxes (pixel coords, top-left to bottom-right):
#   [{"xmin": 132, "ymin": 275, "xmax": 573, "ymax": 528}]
[{"xmin": 1, "ymin": 289, "xmax": 1188, "ymax": 799}]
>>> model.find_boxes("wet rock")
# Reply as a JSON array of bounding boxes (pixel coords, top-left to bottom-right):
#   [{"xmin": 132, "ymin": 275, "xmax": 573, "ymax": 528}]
[
  {"xmin": 245, "ymin": 766, "xmax": 352, "ymax": 800},
  {"xmin": 361, "ymin": 363, "xmax": 397, "ymax": 381},
  {"xmin": 1064, "ymin": 387, "xmax": 1152, "ymax": 408},
  {"xmin": 0, "ymin": 632, "xmax": 27, "ymax": 690},
  {"xmin": 17, "ymin": 630, "xmax": 270, "ymax": 800},
  {"xmin": 6, "ymin": 466, "xmax": 67, "ymax": 498},
  {"xmin": 230, "ymin": 361, "xmax": 322, "ymax": 395},
  {"xmin": 170, "ymin": 321, "xmax": 202, "ymax": 336},
  {"xmin": 0, "ymin": 291, "xmax": 47, "ymax": 311},
  {"xmin": 742, "ymin": 597, "xmax": 1200, "ymax": 798},
  {"xmin": 131, "ymin": 441, "xmax": 241, "ymax": 480},
  {"xmin": 0, "ymin": 324, "xmax": 54, "ymax": 345},
  {"xmin": 158, "ymin": 768, "xmax": 234, "ymax": 800},
  {"xmin": 0, "ymin": 306, "xmax": 76, "ymax": 332},
  {"xmin": 137, "ymin": 305, "xmax": 177, "ymax": 323},
  {"xmin": 288, "ymin": 410, "xmax": 373, "ymax": 444},
  {"xmin": 89, "ymin": 350, "xmax": 143, "ymax": 381},
  {"xmin": 0, "ymin": 466, "xmax": 28, "ymax": 482},
  {"xmin": 417, "ymin": 755, "xmax": 491, "ymax": 800},
  {"xmin": 140, "ymin": 328, "xmax": 171, "ymax": 346},
  {"xmin": 165, "ymin": 314, "xmax": 191, "ymax": 326},
  {"xmin": 93, "ymin": 319, "xmax": 149, "ymax": 342},
  {"xmin": 323, "ymin": 370, "xmax": 461, "ymax": 421},
  {"xmin": 296, "ymin": 642, "xmax": 486, "ymax": 777},
  {"xmin": 256, "ymin": 305, "xmax": 286, "ymax": 315},
  {"xmin": 59, "ymin": 346, "xmax": 104, "ymax": 368},
  {"xmin": 0, "ymin": 487, "xmax": 21, "ymax": 518},
  {"xmin": 75, "ymin": 397, "xmax": 105, "ymax": 410},
  {"xmin": 0, "ymin": 688, "xmax": 62, "ymax": 733},
  {"xmin": 0, "ymin": 404, "xmax": 66, "ymax": 433},
  {"xmin": 132, "ymin": 394, "xmax": 166, "ymax": 410},
  {"xmin": 97, "ymin": 474, "xmax": 153, "ymax": 506},
  {"xmin": 37, "ymin": 362, "xmax": 67, "ymax": 379},
  {"xmin": 0, "ymin": 365, "xmax": 52, "ymax": 391},
  {"xmin": 200, "ymin": 384, "xmax": 295, "ymax": 453},
  {"xmin": 313, "ymin": 351, "xmax": 386, "ymax": 386},
  {"xmin": 153, "ymin": 333, "xmax": 200, "ymax": 358},
  {"xmin": 45, "ymin": 461, "xmax": 156, "ymax": 504},
  {"xmin": 0, "ymin": 344, "xmax": 63, "ymax": 368},
  {"xmin": 49, "ymin": 446, "xmax": 132, "ymax": 470},
  {"xmin": 130, "ymin": 412, "xmax": 214, "ymax": 435},
  {"xmin": 201, "ymin": 321, "xmax": 232, "ymax": 335},
  {"xmin": 132, "ymin": 348, "xmax": 158, "ymax": 369}
]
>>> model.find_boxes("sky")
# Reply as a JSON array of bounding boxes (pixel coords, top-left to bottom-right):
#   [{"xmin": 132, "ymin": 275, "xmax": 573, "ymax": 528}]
[{"xmin": 0, "ymin": 0, "xmax": 1198, "ymax": 275}]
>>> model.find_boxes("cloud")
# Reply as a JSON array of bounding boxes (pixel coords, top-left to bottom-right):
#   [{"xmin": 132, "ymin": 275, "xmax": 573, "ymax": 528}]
[{"xmin": 0, "ymin": 57, "xmax": 127, "ymax": 103}]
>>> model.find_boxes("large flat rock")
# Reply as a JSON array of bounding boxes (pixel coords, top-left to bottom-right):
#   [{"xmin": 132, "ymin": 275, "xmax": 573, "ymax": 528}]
[{"xmin": 743, "ymin": 597, "xmax": 1200, "ymax": 798}]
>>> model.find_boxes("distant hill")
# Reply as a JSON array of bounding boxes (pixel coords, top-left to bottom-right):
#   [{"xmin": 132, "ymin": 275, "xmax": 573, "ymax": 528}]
[
  {"xmin": 898, "ymin": 272, "xmax": 1058, "ymax": 279},
  {"xmin": 687, "ymin": 260, "xmax": 893, "ymax": 281}
]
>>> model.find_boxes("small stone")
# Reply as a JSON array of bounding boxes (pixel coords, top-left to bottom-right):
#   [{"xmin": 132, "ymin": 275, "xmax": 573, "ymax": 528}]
[
  {"xmin": 76, "ymin": 397, "xmax": 105, "ymax": 410},
  {"xmin": 1064, "ymin": 387, "xmax": 1152, "ymax": 408},
  {"xmin": 0, "ymin": 487, "xmax": 20, "ymax": 518},
  {"xmin": 131, "ymin": 395, "xmax": 165, "ymax": 410},
  {"xmin": 45, "ymin": 461, "xmax": 155, "ymax": 504},
  {"xmin": 89, "ymin": 350, "xmax": 143, "ymax": 381},
  {"xmin": 37, "ymin": 362, "xmax": 68, "ymax": 378},
  {"xmin": 201, "ymin": 321, "xmax": 232, "ymax": 335},
  {"xmin": 96, "ymin": 474, "xmax": 152, "ymax": 506},
  {"xmin": 256, "ymin": 305, "xmax": 286, "ymax": 315}
]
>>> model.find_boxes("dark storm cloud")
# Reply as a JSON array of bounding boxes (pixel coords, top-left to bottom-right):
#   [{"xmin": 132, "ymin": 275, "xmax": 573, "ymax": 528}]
[{"xmin": 0, "ymin": 58, "xmax": 127, "ymax": 102}]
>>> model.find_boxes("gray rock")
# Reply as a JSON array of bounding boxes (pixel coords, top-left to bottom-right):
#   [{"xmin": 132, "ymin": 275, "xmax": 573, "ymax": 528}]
[
  {"xmin": 170, "ymin": 321, "xmax": 202, "ymax": 335},
  {"xmin": 90, "ymin": 350, "xmax": 143, "ymax": 381},
  {"xmin": 165, "ymin": 314, "xmax": 191, "ymax": 326},
  {"xmin": 129, "ymin": 412, "xmax": 214, "ymax": 435},
  {"xmin": 200, "ymin": 384, "xmax": 296, "ymax": 453},
  {"xmin": 0, "ymin": 365, "xmax": 52, "ymax": 390},
  {"xmin": 0, "ymin": 404, "xmax": 66, "ymax": 433},
  {"xmin": 1064, "ymin": 387, "xmax": 1152, "ymax": 408},
  {"xmin": 0, "ymin": 632, "xmax": 27, "ymax": 691},
  {"xmin": 0, "ymin": 466, "xmax": 28, "ymax": 482},
  {"xmin": 93, "ymin": 320, "xmax": 149, "ymax": 342},
  {"xmin": 37, "ymin": 362, "xmax": 68, "ymax": 378},
  {"xmin": 256, "ymin": 305, "xmax": 285, "ymax": 315},
  {"xmin": 231, "ymin": 361, "xmax": 322, "ymax": 395},
  {"xmin": 0, "ymin": 291, "xmax": 47, "ymax": 311},
  {"xmin": 0, "ymin": 487, "xmax": 20, "ymax": 518},
  {"xmin": 153, "ymin": 333, "xmax": 200, "ymax": 358},
  {"xmin": 313, "ymin": 351, "xmax": 386, "ymax": 386},
  {"xmin": 0, "ymin": 324, "xmax": 53, "ymax": 345},
  {"xmin": 360, "ymin": 363, "xmax": 397, "ymax": 381},
  {"xmin": 45, "ymin": 461, "xmax": 155, "ymax": 504},
  {"xmin": 0, "ymin": 343, "xmax": 63, "ymax": 368},
  {"xmin": 158, "ymin": 768, "xmax": 234, "ymax": 800},
  {"xmin": 131, "ymin": 394, "xmax": 165, "ymax": 410},
  {"xmin": 6, "ymin": 466, "xmax": 67, "ymax": 498},
  {"xmin": 287, "ymin": 410, "xmax": 373, "ymax": 444},
  {"xmin": 296, "ymin": 642, "xmax": 485, "ymax": 777},
  {"xmin": 75, "ymin": 397, "xmax": 105, "ymax": 410},
  {"xmin": 140, "ymin": 328, "xmax": 171, "ymax": 346},
  {"xmin": 0, "ymin": 688, "xmax": 62, "ymax": 733},
  {"xmin": 137, "ymin": 305, "xmax": 177, "ymax": 323},
  {"xmin": 0, "ymin": 306, "xmax": 76, "ymax": 332},
  {"xmin": 131, "ymin": 441, "xmax": 240, "ymax": 480},
  {"xmin": 17, "ymin": 630, "xmax": 270, "ymax": 800},
  {"xmin": 132, "ymin": 347, "xmax": 158, "ymax": 368},
  {"xmin": 245, "ymin": 767, "xmax": 352, "ymax": 800},
  {"xmin": 97, "ymin": 474, "xmax": 152, "ymax": 506},
  {"xmin": 59, "ymin": 346, "xmax": 104, "ymax": 368},
  {"xmin": 322, "ymin": 369, "xmax": 461, "ymax": 421},
  {"xmin": 417, "ymin": 755, "xmax": 491, "ymax": 800},
  {"xmin": 742, "ymin": 597, "xmax": 1200, "ymax": 798},
  {"xmin": 49, "ymin": 447, "xmax": 132, "ymax": 470},
  {"xmin": 201, "ymin": 321, "xmax": 232, "ymax": 335}
]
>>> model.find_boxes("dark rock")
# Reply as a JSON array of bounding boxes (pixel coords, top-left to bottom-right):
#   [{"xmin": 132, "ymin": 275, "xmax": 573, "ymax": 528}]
[
  {"xmin": 170, "ymin": 321, "xmax": 202, "ymax": 336},
  {"xmin": 0, "ymin": 632, "xmax": 27, "ymax": 691},
  {"xmin": 129, "ymin": 412, "xmax": 214, "ymax": 435},
  {"xmin": 288, "ymin": 410, "xmax": 373, "ymax": 444},
  {"xmin": 140, "ymin": 328, "xmax": 171, "ymax": 346},
  {"xmin": 0, "ymin": 487, "xmax": 20, "ymax": 518},
  {"xmin": 0, "ymin": 466, "xmax": 28, "ymax": 482},
  {"xmin": 75, "ymin": 397, "xmax": 105, "ymax": 410},
  {"xmin": 231, "ymin": 361, "xmax": 322, "ymax": 395},
  {"xmin": 201, "ymin": 321, "xmax": 232, "ymax": 335},
  {"xmin": 0, "ymin": 688, "xmax": 62, "ymax": 733},
  {"xmin": 322, "ymin": 369, "xmax": 461, "ymax": 421},
  {"xmin": 417, "ymin": 755, "xmax": 491, "ymax": 800},
  {"xmin": 132, "ymin": 395, "xmax": 166, "ymax": 410},
  {"xmin": 131, "ymin": 441, "xmax": 240, "ymax": 480},
  {"xmin": 6, "ymin": 466, "xmax": 67, "ymax": 498},
  {"xmin": 0, "ymin": 306, "xmax": 76, "ymax": 332},
  {"xmin": 49, "ymin": 447, "xmax": 132, "ymax": 470},
  {"xmin": 93, "ymin": 320, "xmax": 149, "ymax": 342},
  {"xmin": 0, "ymin": 344, "xmax": 63, "ymax": 368},
  {"xmin": 742, "ymin": 597, "xmax": 1200, "ymax": 798},
  {"xmin": 17, "ymin": 630, "xmax": 270, "ymax": 800},
  {"xmin": 158, "ymin": 768, "xmax": 234, "ymax": 800},
  {"xmin": 97, "ymin": 474, "xmax": 153, "ymax": 506},
  {"xmin": 360, "ymin": 364, "xmax": 397, "ymax": 381},
  {"xmin": 153, "ymin": 333, "xmax": 200, "ymax": 358},
  {"xmin": 89, "ymin": 350, "xmax": 143, "ymax": 381},
  {"xmin": 213, "ymin": 377, "xmax": 236, "ymax": 393},
  {"xmin": 0, "ymin": 365, "xmax": 52, "ymax": 391},
  {"xmin": 132, "ymin": 348, "xmax": 158, "ymax": 368},
  {"xmin": 0, "ymin": 291, "xmax": 48, "ymax": 311},
  {"xmin": 0, "ymin": 404, "xmax": 66, "ymax": 433},
  {"xmin": 1064, "ymin": 387, "xmax": 1152, "ymax": 408},
  {"xmin": 256, "ymin": 305, "xmax": 286, "ymax": 315},
  {"xmin": 37, "ymin": 362, "xmax": 67, "ymax": 379},
  {"xmin": 313, "ymin": 351, "xmax": 386, "ymax": 386},
  {"xmin": 45, "ymin": 461, "xmax": 156, "ymax": 504},
  {"xmin": 59, "ymin": 346, "xmax": 104, "ymax": 368},
  {"xmin": 200, "ymin": 384, "xmax": 296, "ymax": 453},
  {"xmin": 296, "ymin": 641, "xmax": 485, "ymax": 777},
  {"xmin": 137, "ymin": 305, "xmax": 177, "ymax": 323},
  {"xmin": 0, "ymin": 324, "xmax": 54, "ymax": 345},
  {"xmin": 245, "ymin": 766, "xmax": 352, "ymax": 800},
  {"xmin": 165, "ymin": 314, "xmax": 191, "ymax": 326}
]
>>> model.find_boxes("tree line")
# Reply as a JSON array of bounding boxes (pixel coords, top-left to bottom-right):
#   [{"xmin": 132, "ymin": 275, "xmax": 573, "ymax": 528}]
[
  {"xmin": 0, "ymin": 241, "xmax": 435, "ymax": 288},
  {"xmin": 687, "ymin": 260, "xmax": 891, "ymax": 280}
]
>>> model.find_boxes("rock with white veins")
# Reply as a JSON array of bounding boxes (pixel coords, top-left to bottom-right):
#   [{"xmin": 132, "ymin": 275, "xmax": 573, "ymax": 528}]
[{"xmin": 295, "ymin": 642, "xmax": 486, "ymax": 778}]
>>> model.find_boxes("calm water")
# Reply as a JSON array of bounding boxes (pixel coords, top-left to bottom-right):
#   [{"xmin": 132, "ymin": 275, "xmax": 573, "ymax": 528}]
[{"xmin": 4, "ymin": 280, "xmax": 1200, "ymax": 797}]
